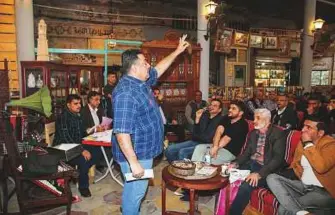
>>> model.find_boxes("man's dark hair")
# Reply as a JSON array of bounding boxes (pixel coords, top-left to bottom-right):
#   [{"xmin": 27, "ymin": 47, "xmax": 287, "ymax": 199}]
[
  {"xmin": 195, "ymin": 90, "xmax": 202, "ymax": 95},
  {"xmin": 87, "ymin": 91, "xmax": 100, "ymax": 103},
  {"xmin": 277, "ymin": 93, "xmax": 288, "ymax": 98},
  {"xmin": 211, "ymin": 98, "xmax": 223, "ymax": 109},
  {"xmin": 305, "ymin": 115, "xmax": 329, "ymax": 135},
  {"xmin": 121, "ymin": 49, "xmax": 142, "ymax": 74},
  {"xmin": 308, "ymin": 94, "xmax": 321, "ymax": 102},
  {"xmin": 66, "ymin": 94, "xmax": 81, "ymax": 104},
  {"xmin": 107, "ymin": 71, "xmax": 117, "ymax": 76},
  {"xmin": 152, "ymin": 86, "xmax": 160, "ymax": 92},
  {"xmin": 230, "ymin": 100, "xmax": 246, "ymax": 114}
]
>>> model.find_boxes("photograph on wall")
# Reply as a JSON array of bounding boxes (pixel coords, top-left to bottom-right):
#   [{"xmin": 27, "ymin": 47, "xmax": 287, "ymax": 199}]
[
  {"xmin": 278, "ymin": 37, "xmax": 290, "ymax": 55},
  {"xmin": 249, "ymin": 35, "xmax": 263, "ymax": 48},
  {"xmin": 233, "ymin": 31, "xmax": 249, "ymax": 47},
  {"xmin": 290, "ymin": 40, "xmax": 301, "ymax": 57},
  {"xmin": 264, "ymin": 36, "xmax": 278, "ymax": 49},
  {"xmin": 214, "ymin": 28, "xmax": 233, "ymax": 53}
]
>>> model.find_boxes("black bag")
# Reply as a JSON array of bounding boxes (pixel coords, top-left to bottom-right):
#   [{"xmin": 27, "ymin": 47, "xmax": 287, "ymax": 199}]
[{"xmin": 23, "ymin": 147, "xmax": 62, "ymax": 177}]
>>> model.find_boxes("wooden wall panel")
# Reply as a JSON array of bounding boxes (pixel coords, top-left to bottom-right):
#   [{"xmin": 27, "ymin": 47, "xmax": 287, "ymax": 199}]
[
  {"xmin": 0, "ymin": 60, "xmax": 16, "ymax": 70},
  {"xmin": 0, "ymin": 52, "xmax": 16, "ymax": 61},
  {"xmin": 0, "ymin": 14, "xmax": 14, "ymax": 23},
  {"xmin": 0, "ymin": 33, "xmax": 15, "ymax": 42},
  {"xmin": 0, "ymin": 5, "xmax": 15, "ymax": 14},
  {"xmin": 0, "ymin": 0, "xmax": 14, "ymax": 4},
  {"xmin": 0, "ymin": 0, "xmax": 18, "ymax": 91},
  {"xmin": 0, "ymin": 24, "xmax": 15, "ymax": 33},
  {"xmin": 0, "ymin": 42, "xmax": 16, "ymax": 51}
]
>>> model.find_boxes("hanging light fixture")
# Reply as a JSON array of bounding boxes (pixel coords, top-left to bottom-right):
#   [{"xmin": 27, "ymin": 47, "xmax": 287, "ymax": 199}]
[
  {"xmin": 313, "ymin": 18, "xmax": 325, "ymax": 32},
  {"xmin": 204, "ymin": 1, "xmax": 219, "ymax": 41},
  {"xmin": 205, "ymin": 1, "xmax": 218, "ymax": 18}
]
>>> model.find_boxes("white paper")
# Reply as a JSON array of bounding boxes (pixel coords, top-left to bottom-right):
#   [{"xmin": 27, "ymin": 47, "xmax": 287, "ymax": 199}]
[
  {"xmin": 101, "ymin": 117, "xmax": 113, "ymax": 127},
  {"xmin": 196, "ymin": 166, "xmax": 217, "ymax": 176},
  {"xmin": 53, "ymin": 143, "xmax": 80, "ymax": 151},
  {"xmin": 124, "ymin": 169, "xmax": 154, "ymax": 181},
  {"xmin": 83, "ymin": 129, "xmax": 113, "ymax": 142},
  {"xmin": 228, "ymin": 168, "xmax": 250, "ymax": 183}
]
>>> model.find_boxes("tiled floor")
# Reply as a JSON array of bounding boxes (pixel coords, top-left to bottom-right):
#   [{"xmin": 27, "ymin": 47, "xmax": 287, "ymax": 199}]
[{"xmin": 6, "ymin": 160, "xmax": 217, "ymax": 215}]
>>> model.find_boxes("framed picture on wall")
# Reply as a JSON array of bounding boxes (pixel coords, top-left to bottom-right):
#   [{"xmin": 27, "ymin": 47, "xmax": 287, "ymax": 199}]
[
  {"xmin": 234, "ymin": 31, "xmax": 249, "ymax": 47},
  {"xmin": 264, "ymin": 36, "xmax": 278, "ymax": 49},
  {"xmin": 278, "ymin": 37, "xmax": 291, "ymax": 56},
  {"xmin": 249, "ymin": 35, "xmax": 263, "ymax": 48},
  {"xmin": 215, "ymin": 28, "xmax": 233, "ymax": 53}
]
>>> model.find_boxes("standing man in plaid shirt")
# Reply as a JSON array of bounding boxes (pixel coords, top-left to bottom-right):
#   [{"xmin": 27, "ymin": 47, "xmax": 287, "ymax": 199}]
[
  {"xmin": 112, "ymin": 35, "xmax": 189, "ymax": 215},
  {"xmin": 228, "ymin": 108, "xmax": 286, "ymax": 215}
]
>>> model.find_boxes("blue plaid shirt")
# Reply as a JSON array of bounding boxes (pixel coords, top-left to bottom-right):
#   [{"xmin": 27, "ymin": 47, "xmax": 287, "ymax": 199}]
[{"xmin": 111, "ymin": 68, "xmax": 164, "ymax": 162}]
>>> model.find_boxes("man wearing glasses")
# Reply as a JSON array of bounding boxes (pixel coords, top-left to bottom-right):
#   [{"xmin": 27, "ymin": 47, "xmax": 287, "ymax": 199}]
[{"xmin": 267, "ymin": 116, "xmax": 335, "ymax": 215}]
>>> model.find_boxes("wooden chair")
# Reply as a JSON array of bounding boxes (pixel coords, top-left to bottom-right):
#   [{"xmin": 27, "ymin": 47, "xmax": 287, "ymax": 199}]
[
  {"xmin": 0, "ymin": 118, "xmax": 78, "ymax": 215},
  {"xmin": 45, "ymin": 122, "xmax": 56, "ymax": 147}
]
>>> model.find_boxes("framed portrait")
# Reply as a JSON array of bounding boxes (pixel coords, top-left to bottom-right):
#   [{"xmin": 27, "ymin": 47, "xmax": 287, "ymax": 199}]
[
  {"xmin": 234, "ymin": 31, "xmax": 249, "ymax": 47},
  {"xmin": 215, "ymin": 29, "xmax": 233, "ymax": 53},
  {"xmin": 278, "ymin": 37, "xmax": 290, "ymax": 56},
  {"xmin": 264, "ymin": 36, "xmax": 278, "ymax": 49},
  {"xmin": 290, "ymin": 40, "xmax": 301, "ymax": 57},
  {"xmin": 249, "ymin": 35, "xmax": 263, "ymax": 48}
]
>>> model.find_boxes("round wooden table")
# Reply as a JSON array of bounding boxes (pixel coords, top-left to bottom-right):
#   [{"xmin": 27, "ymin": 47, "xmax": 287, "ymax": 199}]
[{"xmin": 161, "ymin": 166, "xmax": 229, "ymax": 215}]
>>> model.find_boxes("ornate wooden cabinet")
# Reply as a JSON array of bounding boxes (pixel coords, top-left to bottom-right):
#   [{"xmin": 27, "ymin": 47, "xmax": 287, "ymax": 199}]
[
  {"xmin": 21, "ymin": 61, "xmax": 104, "ymax": 115},
  {"xmin": 141, "ymin": 32, "xmax": 202, "ymax": 115}
]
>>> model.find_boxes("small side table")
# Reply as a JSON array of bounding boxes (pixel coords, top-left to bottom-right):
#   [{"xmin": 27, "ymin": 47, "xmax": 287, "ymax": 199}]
[{"xmin": 162, "ymin": 166, "xmax": 229, "ymax": 215}]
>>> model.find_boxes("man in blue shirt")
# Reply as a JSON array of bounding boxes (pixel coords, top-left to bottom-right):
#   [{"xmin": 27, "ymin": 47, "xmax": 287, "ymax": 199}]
[{"xmin": 112, "ymin": 35, "xmax": 189, "ymax": 215}]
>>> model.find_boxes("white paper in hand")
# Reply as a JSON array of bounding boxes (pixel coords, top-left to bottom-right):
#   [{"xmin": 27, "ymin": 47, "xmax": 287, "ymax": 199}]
[{"xmin": 124, "ymin": 169, "xmax": 154, "ymax": 181}]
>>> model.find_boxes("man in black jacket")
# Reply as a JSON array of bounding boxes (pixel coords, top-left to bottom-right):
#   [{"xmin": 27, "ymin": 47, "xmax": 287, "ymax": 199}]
[
  {"xmin": 229, "ymin": 108, "xmax": 286, "ymax": 215},
  {"xmin": 271, "ymin": 94, "xmax": 298, "ymax": 130},
  {"xmin": 165, "ymin": 99, "xmax": 222, "ymax": 162},
  {"xmin": 81, "ymin": 91, "xmax": 106, "ymax": 136}
]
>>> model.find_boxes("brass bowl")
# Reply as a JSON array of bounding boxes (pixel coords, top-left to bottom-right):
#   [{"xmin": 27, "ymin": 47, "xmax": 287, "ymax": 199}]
[{"xmin": 170, "ymin": 160, "xmax": 196, "ymax": 176}]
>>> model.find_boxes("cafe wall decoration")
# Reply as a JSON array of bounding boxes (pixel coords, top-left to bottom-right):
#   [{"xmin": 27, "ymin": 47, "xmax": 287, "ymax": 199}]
[
  {"xmin": 264, "ymin": 36, "xmax": 278, "ymax": 49},
  {"xmin": 214, "ymin": 28, "xmax": 233, "ymax": 53},
  {"xmin": 234, "ymin": 31, "xmax": 249, "ymax": 47},
  {"xmin": 249, "ymin": 34, "xmax": 263, "ymax": 48},
  {"xmin": 278, "ymin": 37, "xmax": 291, "ymax": 56}
]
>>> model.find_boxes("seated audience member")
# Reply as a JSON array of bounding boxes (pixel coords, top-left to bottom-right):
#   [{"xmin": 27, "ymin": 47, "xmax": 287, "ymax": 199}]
[
  {"xmin": 153, "ymin": 87, "xmax": 185, "ymax": 142},
  {"xmin": 263, "ymin": 91, "xmax": 277, "ymax": 112},
  {"xmin": 328, "ymin": 96, "xmax": 335, "ymax": 135},
  {"xmin": 267, "ymin": 116, "xmax": 335, "ymax": 215},
  {"xmin": 304, "ymin": 95, "xmax": 329, "ymax": 126},
  {"xmin": 165, "ymin": 99, "xmax": 222, "ymax": 162},
  {"xmin": 271, "ymin": 94, "xmax": 298, "ymax": 130},
  {"xmin": 246, "ymin": 90, "xmax": 264, "ymax": 120},
  {"xmin": 81, "ymin": 91, "xmax": 107, "ymax": 136},
  {"xmin": 185, "ymin": 90, "xmax": 208, "ymax": 131},
  {"xmin": 54, "ymin": 94, "xmax": 102, "ymax": 198},
  {"xmin": 191, "ymin": 100, "xmax": 249, "ymax": 165},
  {"xmin": 228, "ymin": 108, "xmax": 286, "ymax": 215}
]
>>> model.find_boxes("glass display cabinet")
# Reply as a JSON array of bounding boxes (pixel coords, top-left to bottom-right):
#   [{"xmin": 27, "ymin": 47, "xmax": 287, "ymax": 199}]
[{"xmin": 21, "ymin": 61, "xmax": 104, "ymax": 116}]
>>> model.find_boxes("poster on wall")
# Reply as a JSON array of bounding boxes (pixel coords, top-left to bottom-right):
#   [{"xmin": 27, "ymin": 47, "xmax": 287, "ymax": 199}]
[
  {"xmin": 234, "ymin": 31, "xmax": 249, "ymax": 47},
  {"xmin": 290, "ymin": 40, "xmax": 301, "ymax": 57},
  {"xmin": 278, "ymin": 37, "xmax": 291, "ymax": 56},
  {"xmin": 249, "ymin": 35, "xmax": 263, "ymax": 48},
  {"xmin": 214, "ymin": 28, "xmax": 233, "ymax": 53},
  {"xmin": 264, "ymin": 36, "xmax": 278, "ymax": 49}
]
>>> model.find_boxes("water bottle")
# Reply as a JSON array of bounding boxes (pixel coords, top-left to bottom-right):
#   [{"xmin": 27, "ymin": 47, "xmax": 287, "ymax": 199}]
[{"xmin": 204, "ymin": 146, "xmax": 211, "ymax": 164}]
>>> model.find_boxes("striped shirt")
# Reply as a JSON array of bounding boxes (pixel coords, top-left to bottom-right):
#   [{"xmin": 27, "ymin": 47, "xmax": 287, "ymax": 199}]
[{"xmin": 112, "ymin": 68, "xmax": 164, "ymax": 162}]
